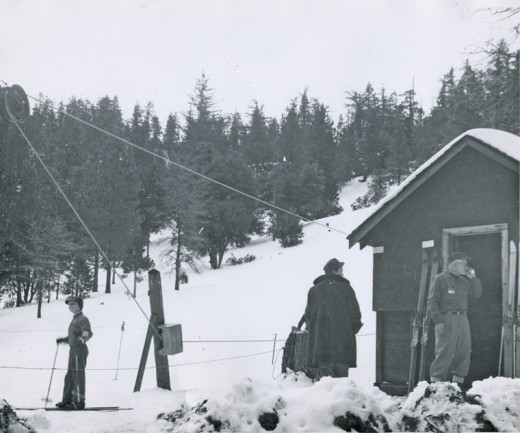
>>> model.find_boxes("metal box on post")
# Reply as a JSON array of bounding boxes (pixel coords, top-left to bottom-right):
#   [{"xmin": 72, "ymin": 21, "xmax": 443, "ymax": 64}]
[{"xmin": 159, "ymin": 323, "xmax": 183, "ymax": 355}]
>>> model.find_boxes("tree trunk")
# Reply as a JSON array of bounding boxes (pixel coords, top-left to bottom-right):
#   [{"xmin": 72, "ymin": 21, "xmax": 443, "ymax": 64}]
[
  {"xmin": 55, "ymin": 279, "xmax": 60, "ymax": 300},
  {"xmin": 37, "ymin": 285, "xmax": 42, "ymax": 319},
  {"xmin": 23, "ymin": 279, "xmax": 30, "ymax": 304},
  {"xmin": 175, "ymin": 233, "xmax": 181, "ymax": 291},
  {"xmin": 217, "ymin": 244, "xmax": 228, "ymax": 269},
  {"xmin": 272, "ymin": 187, "xmax": 277, "ymax": 241},
  {"xmin": 16, "ymin": 279, "xmax": 22, "ymax": 307},
  {"xmin": 93, "ymin": 253, "xmax": 99, "ymax": 292},
  {"xmin": 209, "ymin": 252, "xmax": 218, "ymax": 270},
  {"xmin": 112, "ymin": 262, "xmax": 116, "ymax": 285},
  {"xmin": 28, "ymin": 277, "xmax": 37, "ymax": 303},
  {"xmin": 105, "ymin": 261, "xmax": 111, "ymax": 294}
]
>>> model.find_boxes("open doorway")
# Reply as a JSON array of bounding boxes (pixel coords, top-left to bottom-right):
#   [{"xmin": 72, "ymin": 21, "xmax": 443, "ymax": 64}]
[{"xmin": 442, "ymin": 224, "xmax": 508, "ymax": 383}]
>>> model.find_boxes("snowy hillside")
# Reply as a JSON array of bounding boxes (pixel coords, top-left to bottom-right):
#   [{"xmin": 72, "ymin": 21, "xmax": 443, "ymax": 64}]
[{"xmin": 1, "ymin": 179, "xmax": 520, "ymax": 433}]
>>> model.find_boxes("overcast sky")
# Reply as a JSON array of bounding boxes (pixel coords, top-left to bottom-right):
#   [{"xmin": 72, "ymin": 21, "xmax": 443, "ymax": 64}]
[{"xmin": 1, "ymin": 0, "xmax": 518, "ymax": 125}]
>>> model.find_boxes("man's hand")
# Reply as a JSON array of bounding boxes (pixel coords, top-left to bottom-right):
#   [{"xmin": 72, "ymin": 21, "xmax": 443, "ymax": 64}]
[
  {"xmin": 78, "ymin": 330, "xmax": 91, "ymax": 343},
  {"xmin": 466, "ymin": 267, "xmax": 476, "ymax": 279},
  {"xmin": 56, "ymin": 337, "xmax": 67, "ymax": 345},
  {"xmin": 435, "ymin": 323, "xmax": 444, "ymax": 335}
]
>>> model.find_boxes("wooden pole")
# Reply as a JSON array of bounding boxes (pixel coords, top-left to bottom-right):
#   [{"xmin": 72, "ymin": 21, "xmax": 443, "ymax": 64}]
[
  {"xmin": 133, "ymin": 269, "xmax": 171, "ymax": 391},
  {"xmin": 133, "ymin": 313, "xmax": 156, "ymax": 392},
  {"xmin": 148, "ymin": 269, "xmax": 171, "ymax": 390}
]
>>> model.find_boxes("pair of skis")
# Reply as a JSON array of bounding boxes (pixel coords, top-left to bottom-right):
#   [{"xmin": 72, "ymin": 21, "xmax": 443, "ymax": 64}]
[
  {"xmin": 2, "ymin": 399, "xmax": 131, "ymax": 412},
  {"xmin": 499, "ymin": 240, "xmax": 519, "ymax": 378},
  {"xmin": 408, "ymin": 246, "xmax": 439, "ymax": 393},
  {"xmin": 14, "ymin": 406, "xmax": 131, "ymax": 412}
]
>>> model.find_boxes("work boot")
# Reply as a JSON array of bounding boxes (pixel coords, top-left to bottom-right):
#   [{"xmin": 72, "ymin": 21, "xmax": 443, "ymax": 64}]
[
  {"xmin": 61, "ymin": 401, "xmax": 85, "ymax": 410},
  {"xmin": 55, "ymin": 401, "xmax": 71, "ymax": 408}
]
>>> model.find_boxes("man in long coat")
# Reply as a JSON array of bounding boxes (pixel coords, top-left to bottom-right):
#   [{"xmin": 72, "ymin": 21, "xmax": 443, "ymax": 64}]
[{"xmin": 304, "ymin": 258, "xmax": 363, "ymax": 379}]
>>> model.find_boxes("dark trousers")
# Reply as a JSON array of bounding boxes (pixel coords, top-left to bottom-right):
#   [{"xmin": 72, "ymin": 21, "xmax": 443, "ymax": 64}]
[
  {"xmin": 62, "ymin": 344, "xmax": 88, "ymax": 404},
  {"xmin": 430, "ymin": 314, "xmax": 471, "ymax": 382}
]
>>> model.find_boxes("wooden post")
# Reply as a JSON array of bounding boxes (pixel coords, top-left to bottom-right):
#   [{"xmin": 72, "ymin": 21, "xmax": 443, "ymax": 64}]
[
  {"xmin": 271, "ymin": 333, "xmax": 277, "ymax": 365},
  {"xmin": 149, "ymin": 269, "xmax": 171, "ymax": 390},
  {"xmin": 133, "ymin": 269, "xmax": 171, "ymax": 391},
  {"xmin": 133, "ymin": 313, "xmax": 156, "ymax": 392}
]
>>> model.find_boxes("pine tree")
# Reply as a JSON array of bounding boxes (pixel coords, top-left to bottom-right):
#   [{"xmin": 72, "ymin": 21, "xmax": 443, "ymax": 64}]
[
  {"xmin": 308, "ymin": 101, "xmax": 342, "ymax": 216},
  {"xmin": 196, "ymin": 148, "xmax": 261, "ymax": 268},
  {"xmin": 75, "ymin": 97, "xmax": 142, "ymax": 294},
  {"xmin": 279, "ymin": 101, "xmax": 301, "ymax": 163},
  {"xmin": 161, "ymin": 169, "xmax": 206, "ymax": 289},
  {"xmin": 243, "ymin": 102, "xmax": 272, "ymax": 166},
  {"xmin": 130, "ymin": 103, "xmax": 169, "ymax": 260},
  {"xmin": 163, "ymin": 113, "xmax": 181, "ymax": 158},
  {"xmin": 227, "ymin": 112, "xmax": 244, "ymax": 150},
  {"xmin": 484, "ymin": 39, "xmax": 519, "ymax": 133}
]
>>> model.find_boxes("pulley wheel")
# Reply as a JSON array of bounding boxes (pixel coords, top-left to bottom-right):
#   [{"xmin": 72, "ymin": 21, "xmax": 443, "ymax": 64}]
[{"xmin": 0, "ymin": 84, "xmax": 30, "ymax": 124}]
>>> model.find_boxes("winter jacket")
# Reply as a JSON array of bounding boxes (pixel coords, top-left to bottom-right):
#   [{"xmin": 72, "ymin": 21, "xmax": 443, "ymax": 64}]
[
  {"xmin": 304, "ymin": 274, "xmax": 363, "ymax": 368},
  {"xmin": 64, "ymin": 312, "xmax": 93, "ymax": 346},
  {"xmin": 427, "ymin": 271, "xmax": 483, "ymax": 326}
]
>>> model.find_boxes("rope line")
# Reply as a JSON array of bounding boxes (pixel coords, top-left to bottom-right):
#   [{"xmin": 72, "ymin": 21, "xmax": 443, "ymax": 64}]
[
  {"xmin": 24, "ymin": 92, "xmax": 350, "ymax": 237},
  {"xmin": 271, "ymin": 345, "xmax": 284, "ymax": 380},
  {"xmin": 0, "ymin": 327, "xmax": 375, "ymax": 340},
  {"xmin": 8, "ymin": 112, "xmax": 163, "ymax": 341},
  {"xmin": 0, "ymin": 350, "xmax": 277, "ymax": 371},
  {"xmin": 0, "ymin": 335, "xmax": 375, "ymax": 370}
]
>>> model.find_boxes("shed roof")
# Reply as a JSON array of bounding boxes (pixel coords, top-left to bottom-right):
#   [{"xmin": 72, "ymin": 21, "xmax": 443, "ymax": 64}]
[{"xmin": 348, "ymin": 128, "xmax": 520, "ymax": 248}]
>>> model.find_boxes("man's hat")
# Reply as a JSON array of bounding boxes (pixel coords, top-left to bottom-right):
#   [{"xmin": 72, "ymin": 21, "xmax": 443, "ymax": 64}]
[
  {"xmin": 324, "ymin": 258, "xmax": 344, "ymax": 274},
  {"xmin": 65, "ymin": 296, "xmax": 83, "ymax": 310},
  {"xmin": 448, "ymin": 252, "xmax": 469, "ymax": 264}
]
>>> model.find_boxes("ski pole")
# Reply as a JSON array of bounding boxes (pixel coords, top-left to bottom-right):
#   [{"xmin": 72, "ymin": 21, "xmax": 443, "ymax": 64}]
[
  {"xmin": 271, "ymin": 333, "xmax": 277, "ymax": 365},
  {"xmin": 113, "ymin": 321, "xmax": 125, "ymax": 380},
  {"xmin": 45, "ymin": 344, "xmax": 59, "ymax": 407}
]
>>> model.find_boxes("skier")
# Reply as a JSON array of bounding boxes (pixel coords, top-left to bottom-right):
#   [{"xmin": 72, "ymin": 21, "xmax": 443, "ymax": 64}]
[
  {"xmin": 55, "ymin": 296, "xmax": 93, "ymax": 410},
  {"xmin": 303, "ymin": 258, "xmax": 363, "ymax": 380},
  {"xmin": 427, "ymin": 252, "xmax": 482, "ymax": 386}
]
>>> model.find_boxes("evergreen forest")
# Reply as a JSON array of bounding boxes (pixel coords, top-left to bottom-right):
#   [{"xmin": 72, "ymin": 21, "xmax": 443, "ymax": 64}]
[{"xmin": 0, "ymin": 39, "xmax": 518, "ymax": 314}]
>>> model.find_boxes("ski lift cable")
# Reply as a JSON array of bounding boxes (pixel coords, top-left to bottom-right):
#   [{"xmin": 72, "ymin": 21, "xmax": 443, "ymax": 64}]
[
  {"xmin": 7, "ymin": 112, "xmax": 163, "ymax": 341},
  {"xmin": 24, "ymin": 93, "xmax": 350, "ymax": 238}
]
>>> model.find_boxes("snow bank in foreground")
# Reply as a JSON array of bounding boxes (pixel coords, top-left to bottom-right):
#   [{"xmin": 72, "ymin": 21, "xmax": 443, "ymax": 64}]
[{"xmin": 151, "ymin": 376, "xmax": 520, "ymax": 432}]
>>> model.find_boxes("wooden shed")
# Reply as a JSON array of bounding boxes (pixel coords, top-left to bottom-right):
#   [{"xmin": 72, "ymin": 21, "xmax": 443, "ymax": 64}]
[{"xmin": 348, "ymin": 128, "xmax": 520, "ymax": 395}]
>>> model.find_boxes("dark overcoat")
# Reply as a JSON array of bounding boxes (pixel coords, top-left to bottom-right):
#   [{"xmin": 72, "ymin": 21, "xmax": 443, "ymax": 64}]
[{"xmin": 304, "ymin": 274, "xmax": 362, "ymax": 368}]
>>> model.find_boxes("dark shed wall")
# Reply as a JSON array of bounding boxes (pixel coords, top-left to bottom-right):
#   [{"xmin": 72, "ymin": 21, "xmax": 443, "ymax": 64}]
[
  {"xmin": 370, "ymin": 145, "xmax": 519, "ymax": 312},
  {"xmin": 366, "ymin": 142, "xmax": 519, "ymax": 393}
]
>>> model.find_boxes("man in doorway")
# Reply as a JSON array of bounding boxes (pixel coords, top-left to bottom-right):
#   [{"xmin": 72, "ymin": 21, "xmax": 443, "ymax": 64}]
[
  {"xmin": 427, "ymin": 252, "xmax": 482, "ymax": 386},
  {"xmin": 303, "ymin": 258, "xmax": 363, "ymax": 380},
  {"xmin": 55, "ymin": 296, "xmax": 93, "ymax": 410}
]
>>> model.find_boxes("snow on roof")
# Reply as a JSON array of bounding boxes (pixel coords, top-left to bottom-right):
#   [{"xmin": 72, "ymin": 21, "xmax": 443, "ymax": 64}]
[
  {"xmin": 467, "ymin": 128, "xmax": 520, "ymax": 161},
  {"xmin": 348, "ymin": 128, "xmax": 520, "ymax": 243}
]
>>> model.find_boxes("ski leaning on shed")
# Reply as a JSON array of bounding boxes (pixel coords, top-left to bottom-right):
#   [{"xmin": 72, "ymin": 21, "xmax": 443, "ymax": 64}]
[
  {"xmin": 419, "ymin": 248, "xmax": 439, "ymax": 382},
  {"xmin": 408, "ymin": 246, "xmax": 437, "ymax": 392},
  {"xmin": 516, "ymin": 240, "xmax": 520, "ymax": 378},
  {"xmin": 500, "ymin": 240, "xmax": 518, "ymax": 377}
]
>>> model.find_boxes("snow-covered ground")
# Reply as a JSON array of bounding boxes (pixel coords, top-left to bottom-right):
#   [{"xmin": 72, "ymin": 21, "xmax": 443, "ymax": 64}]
[{"xmin": 1, "ymin": 179, "xmax": 519, "ymax": 432}]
